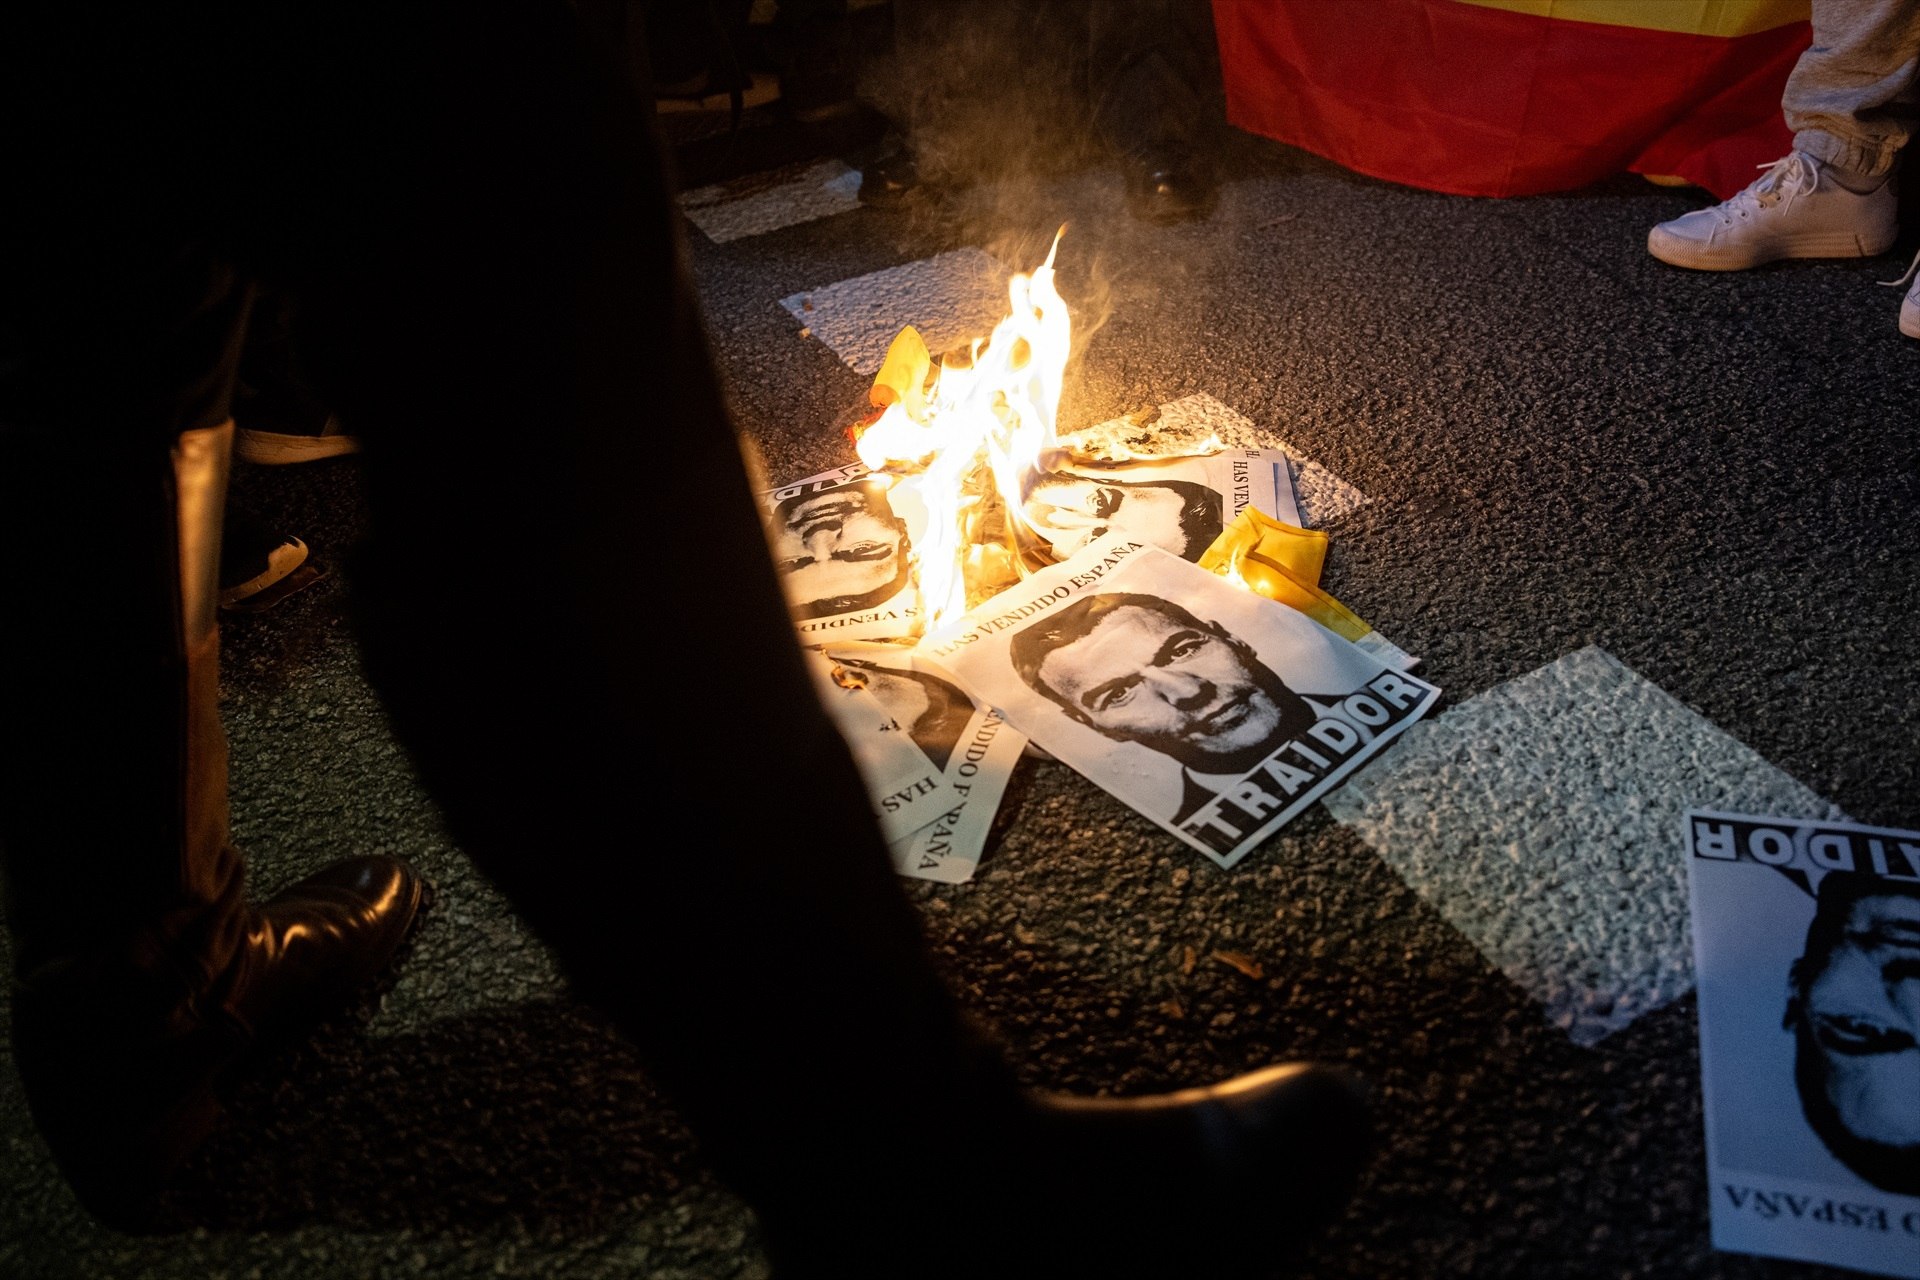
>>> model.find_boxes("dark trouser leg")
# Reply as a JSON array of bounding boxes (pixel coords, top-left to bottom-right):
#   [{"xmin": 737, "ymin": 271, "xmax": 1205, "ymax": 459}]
[
  {"xmin": 232, "ymin": 287, "xmax": 336, "ymax": 443},
  {"xmin": 0, "ymin": 243, "xmax": 254, "ymax": 1004},
  {"xmin": 275, "ymin": 4, "xmax": 1027, "ymax": 1265},
  {"xmin": 1084, "ymin": 0, "xmax": 1223, "ymax": 221},
  {"xmin": 0, "ymin": 241, "xmax": 256, "ymax": 1216},
  {"xmin": 1085, "ymin": 0, "xmax": 1222, "ymax": 157},
  {"xmin": 0, "ymin": 10, "xmax": 426, "ymax": 1223}
]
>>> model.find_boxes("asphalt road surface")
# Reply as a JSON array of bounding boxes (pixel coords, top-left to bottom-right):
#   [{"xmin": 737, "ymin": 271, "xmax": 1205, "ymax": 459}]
[{"xmin": 3, "ymin": 88, "xmax": 1917, "ymax": 1280}]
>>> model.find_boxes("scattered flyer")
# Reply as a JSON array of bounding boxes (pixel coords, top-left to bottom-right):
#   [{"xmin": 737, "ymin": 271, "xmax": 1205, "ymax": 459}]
[
  {"xmin": 803, "ymin": 649, "xmax": 953, "ymax": 841},
  {"xmin": 1685, "ymin": 809, "xmax": 1920, "ymax": 1279},
  {"xmin": 918, "ymin": 535, "xmax": 1440, "ymax": 868},
  {"xmin": 819, "ymin": 640, "xmax": 1029, "ymax": 884},
  {"xmin": 1019, "ymin": 447, "xmax": 1300, "ymax": 567},
  {"xmin": 759, "ymin": 463, "xmax": 925, "ymax": 642}
]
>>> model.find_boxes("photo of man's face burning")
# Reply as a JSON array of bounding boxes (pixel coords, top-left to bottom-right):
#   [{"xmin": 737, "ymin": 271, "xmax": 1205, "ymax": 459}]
[
  {"xmin": 768, "ymin": 477, "xmax": 913, "ymax": 620},
  {"xmin": 1784, "ymin": 871, "xmax": 1920, "ymax": 1196},
  {"xmin": 828, "ymin": 653, "xmax": 975, "ymax": 772},
  {"xmin": 1021, "ymin": 470, "xmax": 1225, "ymax": 563}
]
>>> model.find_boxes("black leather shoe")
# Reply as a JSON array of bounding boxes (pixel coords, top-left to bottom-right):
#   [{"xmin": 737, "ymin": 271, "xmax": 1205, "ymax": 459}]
[
  {"xmin": 758, "ymin": 1060, "xmax": 1369, "ymax": 1280},
  {"xmin": 1029, "ymin": 1061, "xmax": 1371, "ymax": 1277},
  {"xmin": 12, "ymin": 855, "xmax": 427, "ymax": 1228},
  {"xmin": 1122, "ymin": 147, "xmax": 1218, "ymax": 224},
  {"xmin": 857, "ymin": 147, "xmax": 922, "ymax": 210},
  {"xmin": 219, "ymin": 855, "xmax": 428, "ymax": 1042}
]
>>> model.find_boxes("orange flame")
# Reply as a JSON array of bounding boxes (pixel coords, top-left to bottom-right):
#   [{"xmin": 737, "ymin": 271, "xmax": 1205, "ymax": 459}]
[{"xmin": 855, "ymin": 229, "xmax": 1075, "ymax": 632}]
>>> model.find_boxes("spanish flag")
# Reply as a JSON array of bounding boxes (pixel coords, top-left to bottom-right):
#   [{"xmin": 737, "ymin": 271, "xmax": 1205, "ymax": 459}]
[{"xmin": 1212, "ymin": 0, "xmax": 1811, "ymax": 199}]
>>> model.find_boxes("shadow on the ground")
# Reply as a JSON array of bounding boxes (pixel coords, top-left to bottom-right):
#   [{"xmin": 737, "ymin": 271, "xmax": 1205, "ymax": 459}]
[{"xmin": 155, "ymin": 998, "xmax": 716, "ymax": 1234}]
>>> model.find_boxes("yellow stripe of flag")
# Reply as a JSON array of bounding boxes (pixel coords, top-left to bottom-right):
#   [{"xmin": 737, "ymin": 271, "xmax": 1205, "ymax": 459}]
[{"xmin": 1451, "ymin": 0, "xmax": 1807, "ymax": 38}]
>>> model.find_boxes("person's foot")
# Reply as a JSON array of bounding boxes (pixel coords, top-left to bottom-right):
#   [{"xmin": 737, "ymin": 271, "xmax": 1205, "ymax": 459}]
[
  {"xmin": 1889, "ymin": 249, "xmax": 1920, "ymax": 338},
  {"xmin": 12, "ymin": 856, "xmax": 428, "ymax": 1229},
  {"xmin": 1121, "ymin": 145, "xmax": 1217, "ymax": 225},
  {"xmin": 219, "ymin": 506, "xmax": 325, "ymax": 612},
  {"xmin": 220, "ymin": 857, "xmax": 429, "ymax": 1043},
  {"xmin": 1647, "ymin": 151, "xmax": 1898, "ymax": 271},
  {"xmin": 759, "ymin": 1059, "xmax": 1370, "ymax": 1279},
  {"xmin": 1027, "ymin": 1060, "xmax": 1370, "ymax": 1277},
  {"xmin": 857, "ymin": 145, "xmax": 922, "ymax": 209}
]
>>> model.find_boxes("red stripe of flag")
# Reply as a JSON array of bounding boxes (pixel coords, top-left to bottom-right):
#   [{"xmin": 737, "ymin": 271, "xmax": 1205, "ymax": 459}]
[{"xmin": 1212, "ymin": 0, "xmax": 1807, "ymax": 199}]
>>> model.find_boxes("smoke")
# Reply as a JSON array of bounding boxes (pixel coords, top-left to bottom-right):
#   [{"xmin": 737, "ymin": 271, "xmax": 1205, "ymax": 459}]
[
  {"xmin": 849, "ymin": 0, "xmax": 1234, "ymax": 425},
  {"xmin": 860, "ymin": 1, "xmax": 1100, "ymax": 196}
]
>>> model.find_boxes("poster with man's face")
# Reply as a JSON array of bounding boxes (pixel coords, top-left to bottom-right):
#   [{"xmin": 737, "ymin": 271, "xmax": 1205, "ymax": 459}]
[
  {"xmin": 760, "ymin": 463, "xmax": 924, "ymax": 642},
  {"xmin": 801, "ymin": 648, "xmax": 954, "ymax": 841},
  {"xmin": 917, "ymin": 535, "xmax": 1440, "ymax": 868},
  {"xmin": 1685, "ymin": 810, "xmax": 1920, "ymax": 1278},
  {"xmin": 819, "ymin": 640, "xmax": 1029, "ymax": 884},
  {"xmin": 1019, "ymin": 447, "xmax": 1300, "ymax": 566}
]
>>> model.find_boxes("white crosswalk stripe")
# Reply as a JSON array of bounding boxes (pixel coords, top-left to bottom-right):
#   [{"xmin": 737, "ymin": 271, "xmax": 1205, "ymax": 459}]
[
  {"xmin": 1325, "ymin": 645, "xmax": 1845, "ymax": 1046},
  {"xmin": 778, "ymin": 247, "xmax": 1020, "ymax": 375},
  {"xmin": 680, "ymin": 159, "xmax": 864, "ymax": 244}
]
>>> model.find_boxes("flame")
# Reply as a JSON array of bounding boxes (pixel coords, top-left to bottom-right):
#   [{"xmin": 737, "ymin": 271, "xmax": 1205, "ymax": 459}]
[
  {"xmin": 1058, "ymin": 428, "xmax": 1226, "ymax": 466},
  {"xmin": 855, "ymin": 229, "xmax": 1075, "ymax": 631},
  {"xmin": 828, "ymin": 662, "xmax": 870, "ymax": 691},
  {"xmin": 1215, "ymin": 554, "xmax": 1253, "ymax": 594}
]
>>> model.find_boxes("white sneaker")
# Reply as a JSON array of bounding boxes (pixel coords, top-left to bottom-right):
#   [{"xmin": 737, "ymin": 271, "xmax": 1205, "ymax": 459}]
[
  {"xmin": 1884, "ymin": 249, "xmax": 1920, "ymax": 339},
  {"xmin": 1647, "ymin": 152, "xmax": 1898, "ymax": 271}
]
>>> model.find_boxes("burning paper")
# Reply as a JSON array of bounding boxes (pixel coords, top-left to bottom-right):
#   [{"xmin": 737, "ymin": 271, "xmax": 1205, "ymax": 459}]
[
  {"xmin": 842, "ymin": 237, "xmax": 1307, "ymax": 637},
  {"xmin": 778, "ymin": 232, "xmax": 1421, "ymax": 874},
  {"xmin": 1056, "ymin": 394, "xmax": 1253, "ymax": 464},
  {"xmin": 759, "ymin": 462, "xmax": 926, "ymax": 642},
  {"xmin": 1058, "ymin": 393, "xmax": 1369, "ymax": 530},
  {"xmin": 802, "ymin": 648, "xmax": 954, "ymax": 840},
  {"xmin": 1017, "ymin": 447, "xmax": 1300, "ymax": 567},
  {"xmin": 820, "ymin": 641, "xmax": 1029, "ymax": 884},
  {"xmin": 918, "ymin": 535, "xmax": 1440, "ymax": 868},
  {"xmin": 852, "ymin": 234, "xmax": 1075, "ymax": 635},
  {"xmin": 1685, "ymin": 810, "xmax": 1920, "ymax": 1278}
]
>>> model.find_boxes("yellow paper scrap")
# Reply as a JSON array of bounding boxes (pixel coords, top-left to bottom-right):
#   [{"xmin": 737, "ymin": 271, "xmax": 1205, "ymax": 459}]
[
  {"xmin": 1200, "ymin": 507, "xmax": 1328, "ymax": 586},
  {"xmin": 1197, "ymin": 507, "xmax": 1371, "ymax": 643},
  {"xmin": 870, "ymin": 325, "xmax": 931, "ymax": 421}
]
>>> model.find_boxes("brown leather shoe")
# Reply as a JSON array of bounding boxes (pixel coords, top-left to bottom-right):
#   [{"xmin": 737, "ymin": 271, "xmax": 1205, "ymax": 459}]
[{"xmin": 11, "ymin": 855, "xmax": 427, "ymax": 1229}]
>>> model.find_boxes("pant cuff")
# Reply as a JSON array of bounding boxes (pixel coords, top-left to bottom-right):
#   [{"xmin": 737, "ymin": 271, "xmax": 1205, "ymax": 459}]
[{"xmin": 1794, "ymin": 129, "xmax": 1902, "ymax": 184}]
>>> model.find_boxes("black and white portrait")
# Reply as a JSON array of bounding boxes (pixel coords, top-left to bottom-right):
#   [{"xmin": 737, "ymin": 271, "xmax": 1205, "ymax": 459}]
[
  {"xmin": 1018, "ymin": 448, "xmax": 1299, "ymax": 565},
  {"xmin": 766, "ymin": 475, "xmax": 913, "ymax": 621},
  {"xmin": 926, "ymin": 537, "xmax": 1436, "ymax": 866}
]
